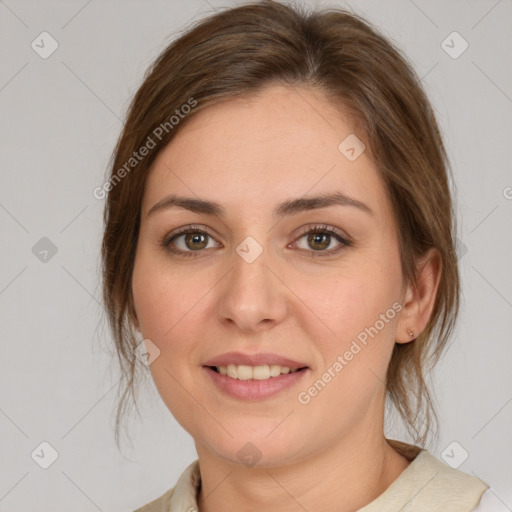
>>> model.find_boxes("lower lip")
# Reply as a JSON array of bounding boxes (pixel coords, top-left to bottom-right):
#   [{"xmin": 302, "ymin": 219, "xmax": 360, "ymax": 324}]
[{"xmin": 203, "ymin": 366, "xmax": 309, "ymax": 400}]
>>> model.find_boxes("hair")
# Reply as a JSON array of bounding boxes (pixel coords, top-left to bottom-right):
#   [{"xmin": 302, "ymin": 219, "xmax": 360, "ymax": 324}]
[{"xmin": 101, "ymin": 0, "xmax": 460, "ymax": 450}]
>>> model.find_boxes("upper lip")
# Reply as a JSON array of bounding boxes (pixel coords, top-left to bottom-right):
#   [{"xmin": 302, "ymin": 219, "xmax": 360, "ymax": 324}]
[{"xmin": 203, "ymin": 352, "xmax": 308, "ymax": 368}]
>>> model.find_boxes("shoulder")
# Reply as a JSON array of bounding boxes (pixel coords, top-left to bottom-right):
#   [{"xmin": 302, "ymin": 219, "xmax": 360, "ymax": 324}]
[
  {"xmin": 470, "ymin": 488, "xmax": 511, "ymax": 512},
  {"xmin": 362, "ymin": 441, "xmax": 490, "ymax": 512},
  {"xmin": 395, "ymin": 449, "xmax": 489, "ymax": 511},
  {"xmin": 389, "ymin": 440, "xmax": 489, "ymax": 495},
  {"xmin": 414, "ymin": 450, "xmax": 487, "ymax": 492}
]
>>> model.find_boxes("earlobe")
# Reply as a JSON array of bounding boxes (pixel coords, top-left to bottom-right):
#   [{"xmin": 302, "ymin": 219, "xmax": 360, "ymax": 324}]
[{"xmin": 396, "ymin": 248, "xmax": 442, "ymax": 344}]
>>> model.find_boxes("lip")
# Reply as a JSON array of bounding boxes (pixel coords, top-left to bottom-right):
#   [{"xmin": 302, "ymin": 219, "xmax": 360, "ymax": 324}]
[
  {"xmin": 202, "ymin": 351, "xmax": 308, "ymax": 369},
  {"xmin": 203, "ymin": 366, "xmax": 310, "ymax": 400}
]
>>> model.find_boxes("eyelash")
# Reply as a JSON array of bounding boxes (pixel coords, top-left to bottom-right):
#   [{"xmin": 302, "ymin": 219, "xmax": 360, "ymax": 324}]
[{"xmin": 161, "ymin": 223, "xmax": 352, "ymax": 259}]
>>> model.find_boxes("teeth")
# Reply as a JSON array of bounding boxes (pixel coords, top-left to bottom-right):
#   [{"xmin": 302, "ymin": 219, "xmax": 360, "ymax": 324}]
[{"xmin": 215, "ymin": 364, "xmax": 302, "ymax": 380}]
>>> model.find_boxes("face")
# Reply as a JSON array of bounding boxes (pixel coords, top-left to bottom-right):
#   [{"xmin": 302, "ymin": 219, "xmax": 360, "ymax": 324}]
[{"xmin": 131, "ymin": 84, "xmax": 406, "ymax": 467}]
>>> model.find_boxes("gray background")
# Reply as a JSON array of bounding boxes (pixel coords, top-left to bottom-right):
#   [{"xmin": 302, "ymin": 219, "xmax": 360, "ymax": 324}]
[{"xmin": 1, "ymin": 0, "xmax": 511, "ymax": 510}]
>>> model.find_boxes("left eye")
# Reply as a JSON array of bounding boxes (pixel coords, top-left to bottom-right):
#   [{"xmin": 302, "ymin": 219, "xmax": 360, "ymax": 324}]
[{"xmin": 292, "ymin": 226, "xmax": 350, "ymax": 256}]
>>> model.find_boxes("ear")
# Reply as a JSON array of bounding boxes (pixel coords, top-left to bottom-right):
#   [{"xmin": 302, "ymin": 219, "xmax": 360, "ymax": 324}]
[{"xmin": 396, "ymin": 248, "xmax": 442, "ymax": 344}]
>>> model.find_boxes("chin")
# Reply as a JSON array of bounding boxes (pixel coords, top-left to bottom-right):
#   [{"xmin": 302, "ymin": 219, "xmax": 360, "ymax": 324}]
[{"xmin": 196, "ymin": 425, "xmax": 307, "ymax": 469}]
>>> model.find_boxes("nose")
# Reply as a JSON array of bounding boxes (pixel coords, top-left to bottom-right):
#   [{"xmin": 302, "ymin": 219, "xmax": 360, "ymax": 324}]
[{"xmin": 216, "ymin": 238, "xmax": 289, "ymax": 333}]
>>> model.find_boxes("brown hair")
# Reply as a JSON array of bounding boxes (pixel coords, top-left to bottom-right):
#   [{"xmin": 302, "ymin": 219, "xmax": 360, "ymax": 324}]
[{"xmin": 101, "ymin": 0, "xmax": 459, "ymax": 449}]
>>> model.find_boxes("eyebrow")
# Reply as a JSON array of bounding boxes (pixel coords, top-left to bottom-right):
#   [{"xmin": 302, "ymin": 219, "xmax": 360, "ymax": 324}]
[{"xmin": 147, "ymin": 191, "xmax": 373, "ymax": 218}]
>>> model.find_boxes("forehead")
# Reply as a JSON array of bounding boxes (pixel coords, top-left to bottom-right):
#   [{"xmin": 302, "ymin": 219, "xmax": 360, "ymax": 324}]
[{"xmin": 142, "ymin": 84, "xmax": 390, "ymax": 220}]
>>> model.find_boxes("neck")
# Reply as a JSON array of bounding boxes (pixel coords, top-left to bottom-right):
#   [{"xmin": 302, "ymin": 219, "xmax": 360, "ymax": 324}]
[{"xmin": 195, "ymin": 429, "xmax": 410, "ymax": 512}]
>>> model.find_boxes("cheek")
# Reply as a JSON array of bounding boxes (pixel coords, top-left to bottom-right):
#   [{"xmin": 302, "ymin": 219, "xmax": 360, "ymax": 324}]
[
  {"xmin": 131, "ymin": 248, "xmax": 219, "ymax": 405},
  {"xmin": 305, "ymin": 245, "xmax": 403, "ymax": 382},
  {"xmin": 132, "ymin": 246, "xmax": 205, "ymax": 343},
  {"xmin": 131, "ymin": 251, "xmax": 209, "ymax": 428},
  {"xmin": 296, "ymin": 273, "xmax": 402, "ymax": 433},
  {"xmin": 312, "ymin": 257, "xmax": 402, "ymax": 337}
]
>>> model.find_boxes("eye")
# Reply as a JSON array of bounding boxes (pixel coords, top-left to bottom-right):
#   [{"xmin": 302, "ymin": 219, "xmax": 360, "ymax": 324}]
[
  {"xmin": 291, "ymin": 224, "xmax": 352, "ymax": 257},
  {"xmin": 162, "ymin": 224, "xmax": 220, "ymax": 257}
]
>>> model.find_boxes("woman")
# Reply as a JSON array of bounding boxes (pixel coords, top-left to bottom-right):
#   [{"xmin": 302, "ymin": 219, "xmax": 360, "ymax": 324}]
[{"xmin": 100, "ymin": 1, "xmax": 498, "ymax": 510}]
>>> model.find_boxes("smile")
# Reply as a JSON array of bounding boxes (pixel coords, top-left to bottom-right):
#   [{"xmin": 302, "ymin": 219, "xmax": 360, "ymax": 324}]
[
  {"xmin": 210, "ymin": 364, "xmax": 304, "ymax": 380},
  {"xmin": 203, "ymin": 365, "xmax": 309, "ymax": 400}
]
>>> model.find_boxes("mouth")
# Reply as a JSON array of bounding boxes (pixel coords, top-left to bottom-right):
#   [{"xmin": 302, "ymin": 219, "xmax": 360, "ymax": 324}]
[
  {"xmin": 203, "ymin": 363, "xmax": 310, "ymax": 400},
  {"xmin": 206, "ymin": 364, "xmax": 308, "ymax": 381}
]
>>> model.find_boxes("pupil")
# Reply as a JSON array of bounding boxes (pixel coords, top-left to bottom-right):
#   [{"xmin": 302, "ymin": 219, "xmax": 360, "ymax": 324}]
[
  {"xmin": 310, "ymin": 233, "xmax": 329, "ymax": 250},
  {"xmin": 186, "ymin": 233, "xmax": 207, "ymax": 250}
]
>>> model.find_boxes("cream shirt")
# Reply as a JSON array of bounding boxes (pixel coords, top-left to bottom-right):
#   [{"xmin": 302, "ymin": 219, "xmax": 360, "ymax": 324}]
[{"xmin": 133, "ymin": 445, "xmax": 491, "ymax": 512}]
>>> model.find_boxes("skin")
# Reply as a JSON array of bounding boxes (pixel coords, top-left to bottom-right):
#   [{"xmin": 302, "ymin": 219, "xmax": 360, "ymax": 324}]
[{"xmin": 131, "ymin": 83, "xmax": 441, "ymax": 511}]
